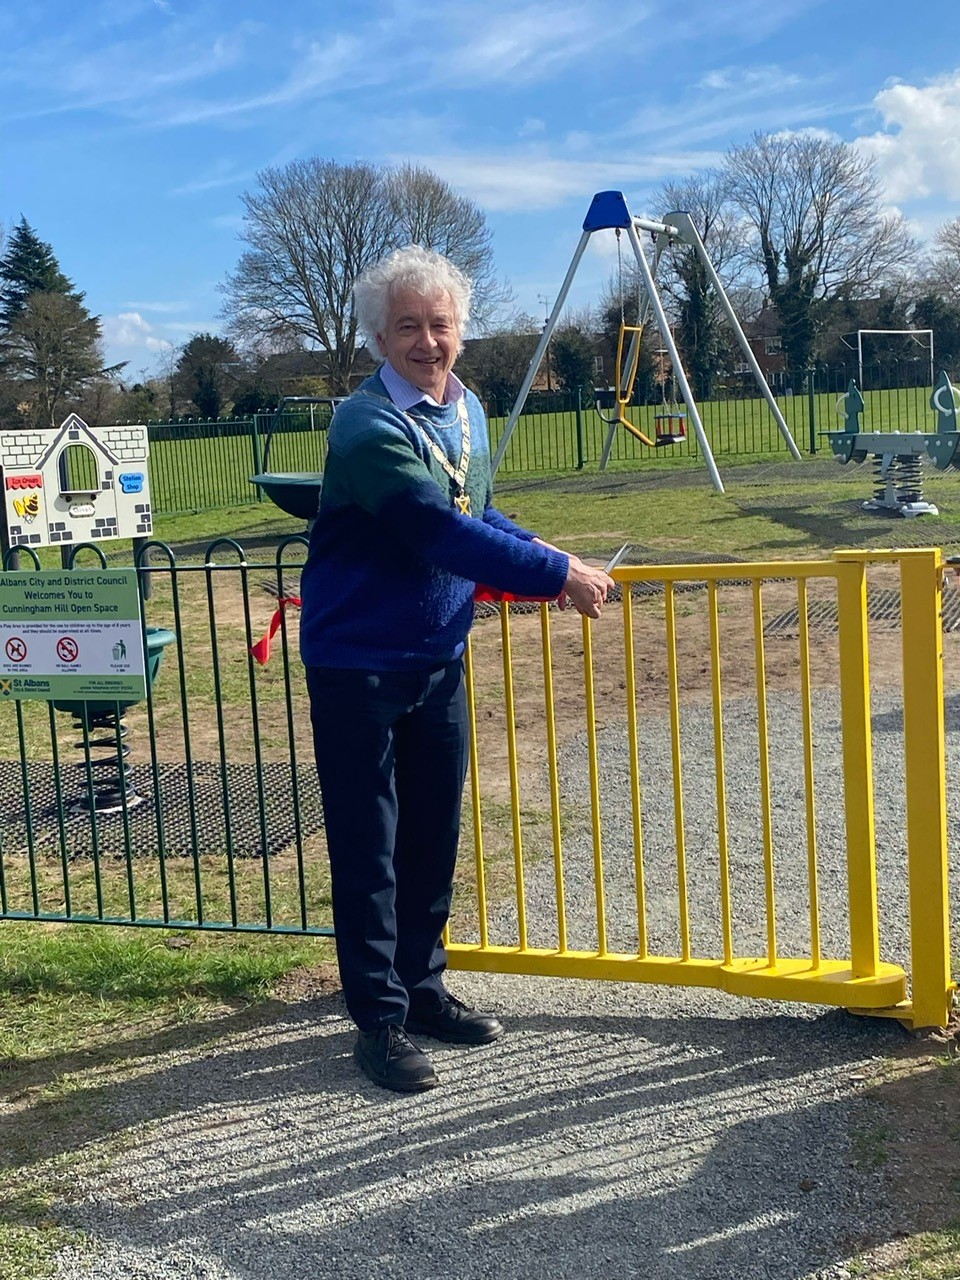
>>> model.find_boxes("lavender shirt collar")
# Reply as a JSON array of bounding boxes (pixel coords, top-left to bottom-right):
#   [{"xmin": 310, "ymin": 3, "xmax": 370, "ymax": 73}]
[{"xmin": 379, "ymin": 361, "xmax": 465, "ymax": 411}]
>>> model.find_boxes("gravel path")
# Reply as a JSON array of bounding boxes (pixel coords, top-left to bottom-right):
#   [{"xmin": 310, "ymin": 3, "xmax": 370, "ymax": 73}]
[{"xmin": 48, "ymin": 687, "xmax": 957, "ymax": 1280}]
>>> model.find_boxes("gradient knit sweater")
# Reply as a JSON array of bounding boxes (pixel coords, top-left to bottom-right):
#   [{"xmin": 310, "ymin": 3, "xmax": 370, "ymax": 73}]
[{"xmin": 299, "ymin": 371, "xmax": 569, "ymax": 670}]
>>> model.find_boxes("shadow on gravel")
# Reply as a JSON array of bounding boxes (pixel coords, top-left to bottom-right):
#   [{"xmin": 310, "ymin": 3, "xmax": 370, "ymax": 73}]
[
  {"xmin": 0, "ymin": 997, "xmax": 313, "ymax": 1108},
  {"xmin": 22, "ymin": 992, "xmax": 954, "ymax": 1280}
]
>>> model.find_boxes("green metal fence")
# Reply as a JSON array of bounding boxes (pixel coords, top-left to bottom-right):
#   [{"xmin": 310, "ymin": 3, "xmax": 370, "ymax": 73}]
[
  {"xmin": 487, "ymin": 363, "xmax": 943, "ymax": 475},
  {"xmin": 0, "ymin": 538, "xmax": 334, "ymax": 936},
  {"xmin": 134, "ymin": 363, "xmax": 947, "ymax": 513},
  {"xmin": 146, "ymin": 406, "xmax": 334, "ymax": 516}
]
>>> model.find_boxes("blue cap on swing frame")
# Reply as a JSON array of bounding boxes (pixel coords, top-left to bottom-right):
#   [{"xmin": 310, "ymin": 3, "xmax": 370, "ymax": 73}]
[{"xmin": 582, "ymin": 191, "xmax": 632, "ymax": 233}]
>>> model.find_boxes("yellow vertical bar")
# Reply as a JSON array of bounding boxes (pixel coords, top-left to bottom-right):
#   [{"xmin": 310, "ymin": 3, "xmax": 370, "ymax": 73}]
[
  {"xmin": 899, "ymin": 549, "xmax": 952, "ymax": 1028},
  {"xmin": 797, "ymin": 579, "xmax": 821, "ymax": 969},
  {"xmin": 664, "ymin": 584, "xmax": 690, "ymax": 961},
  {"xmin": 500, "ymin": 604, "xmax": 528, "ymax": 949},
  {"xmin": 752, "ymin": 579, "xmax": 777, "ymax": 966},
  {"xmin": 708, "ymin": 581, "xmax": 733, "ymax": 965},
  {"xmin": 582, "ymin": 614, "xmax": 608, "ymax": 955},
  {"xmin": 463, "ymin": 636, "xmax": 489, "ymax": 949},
  {"xmin": 540, "ymin": 602, "xmax": 567, "ymax": 953},
  {"xmin": 622, "ymin": 587, "xmax": 648, "ymax": 957},
  {"xmin": 835, "ymin": 554, "xmax": 880, "ymax": 979}
]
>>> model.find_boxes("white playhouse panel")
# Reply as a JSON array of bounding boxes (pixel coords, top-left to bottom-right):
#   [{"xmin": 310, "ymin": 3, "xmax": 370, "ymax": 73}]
[{"xmin": 0, "ymin": 414, "xmax": 153, "ymax": 549}]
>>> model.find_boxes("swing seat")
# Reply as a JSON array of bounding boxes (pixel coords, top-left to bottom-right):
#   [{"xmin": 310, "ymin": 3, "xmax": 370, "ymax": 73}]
[{"xmin": 654, "ymin": 412, "xmax": 686, "ymax": 446}]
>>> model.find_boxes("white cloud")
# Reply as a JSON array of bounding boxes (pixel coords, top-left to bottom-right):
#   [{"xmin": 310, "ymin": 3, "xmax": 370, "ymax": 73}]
[
  {"xmin": 397, "ymin": 151, "xmax": 721, "ymax": 213},
  {"xmin": 210, "ymin": 213, "xmax": 245, "ymax": 231},
  {"xmin": 101, "ymin": 311, "xmax": 172, "ymax": 353},
  {"xmin": 563, "ymin": 131, "xmax": 593, "ymax": 153},
  {"xmin": 697, "ymin": 65, "xmax": 802, "ymax": 93},
  {"xmin": 449, "ymin": 3, "xmax": 617, "ymax": 83},
  {"xmin": 518, "ymin": 117, "xmax": 546, "ymax": 138},
  {"xmin": 0, "ymin": 20, "xmax": 258, "ymax": 121},
  {"xmin": 121, "ymin": 300, "xmax": 189, "ymax": 313},
  {"xmin": 617, "ymin": 62, "xmax": 834, "ymax": 150},
  {"xmin": 856, "ymin": 70, "xmax": 960, "ymax": 203},
  {"xmin": 159, "ymin": 320, "xmax": 218, "ymax": 334},
  {"xmin": 170, "ymin": 161, "xmax": 254, "ymax": 197},
  {"xmin": 155, "ymin": 33, "xmax": 372, "ymax": 127}
]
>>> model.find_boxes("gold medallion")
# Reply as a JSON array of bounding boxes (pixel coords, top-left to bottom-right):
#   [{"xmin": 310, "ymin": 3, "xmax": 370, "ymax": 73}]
[{"xmin": 455, "ymin": 492, "xmax": 472, "ymax": 515}]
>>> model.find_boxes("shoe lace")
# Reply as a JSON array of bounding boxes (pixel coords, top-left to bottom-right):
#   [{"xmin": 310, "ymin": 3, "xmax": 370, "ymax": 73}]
[{"xmin": 385, "ymin": 1025, "xmax": 417, "ymax": 1053}]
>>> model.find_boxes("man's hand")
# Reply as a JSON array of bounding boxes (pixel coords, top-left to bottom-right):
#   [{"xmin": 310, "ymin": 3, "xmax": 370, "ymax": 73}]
[
  {"xmin": 559, "ymin": 556, "xmax": 614, "ymax": 619},
  {"xmin": 532, "ymin": 538, "xmax": 614, "ymax": 618}
]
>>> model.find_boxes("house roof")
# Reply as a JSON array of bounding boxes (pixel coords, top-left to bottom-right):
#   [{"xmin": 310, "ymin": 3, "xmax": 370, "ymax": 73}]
[{"xmin": 35, "ymin": 413, "xmax": 120, "ymax": 471}]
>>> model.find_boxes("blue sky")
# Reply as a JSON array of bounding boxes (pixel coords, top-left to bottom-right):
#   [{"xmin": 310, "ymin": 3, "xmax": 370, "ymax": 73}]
[{"xmin": 3, "ymin": 0, "xmax": 960, "ymax": 376}]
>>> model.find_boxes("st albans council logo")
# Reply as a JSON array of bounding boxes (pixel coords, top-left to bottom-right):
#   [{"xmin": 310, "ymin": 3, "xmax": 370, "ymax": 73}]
[{"xmin": 2, "ymin": 677, "xmax": 50, "ymax": 695}]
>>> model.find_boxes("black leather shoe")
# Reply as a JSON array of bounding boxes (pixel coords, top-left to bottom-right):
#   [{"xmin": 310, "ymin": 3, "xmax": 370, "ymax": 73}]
[
  {"xmin": 354, "ymin": 1026, "xmax": 439, "ymax": 1092},
  {"xmin": 405, "ymin": 993, "xmax": 503, "ymax": 1045}
]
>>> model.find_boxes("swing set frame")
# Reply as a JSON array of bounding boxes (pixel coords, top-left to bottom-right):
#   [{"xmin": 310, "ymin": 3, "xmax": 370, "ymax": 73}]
[{"xmin": 492, "ymin": 191, "xmax": 802, "ymax": 493}]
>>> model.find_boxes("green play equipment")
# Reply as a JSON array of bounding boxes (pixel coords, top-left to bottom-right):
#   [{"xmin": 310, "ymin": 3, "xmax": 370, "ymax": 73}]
[
  {"xmin": 53, "ymin": 625, "xmax": 177, "ymax": 812},
  {"xmin": 827, "ymin": 370, "xmax": 960, "ymax": 517}
]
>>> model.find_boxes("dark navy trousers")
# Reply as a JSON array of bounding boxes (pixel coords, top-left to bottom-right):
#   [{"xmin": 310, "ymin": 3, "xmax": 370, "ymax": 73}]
[{"xmin": 306, "ymin": 659, "xmax": 469, "ymax": 1031}]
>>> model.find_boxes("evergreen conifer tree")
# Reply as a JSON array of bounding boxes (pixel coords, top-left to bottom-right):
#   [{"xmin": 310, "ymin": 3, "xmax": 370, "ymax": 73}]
[{"xmin": 0, "ymin": 217, "xmax": 76, "ymax": 329}]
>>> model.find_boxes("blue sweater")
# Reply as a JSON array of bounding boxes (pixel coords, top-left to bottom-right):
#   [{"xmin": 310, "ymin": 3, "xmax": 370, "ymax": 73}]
[{"xmin": 299, "ymin": 373, "xmax": 569, "ymax": 670}]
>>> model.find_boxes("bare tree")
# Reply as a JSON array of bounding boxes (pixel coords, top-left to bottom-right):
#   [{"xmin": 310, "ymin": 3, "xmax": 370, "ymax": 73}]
[
  {"xmin": 930, "ymin": 216, "xmax": 960, "ymax": 304},
  {"xmin": 652, "ymin": 172, "xmax": 751, "ymax": 396},
  {"xmin": 221, "ymin": 159, "xmax": 508, "ymax": 393},
  {"xmin": 723, "ymin": 132, "xmax": 919, "ymax": 369},
  {"xmin": 386, "ymin": 164, "xmax": 513, "ymax": 331},
  {"xmin": 905, "ymin": 217, "xmax": 960, "ymax": 370},
  {"xmin": 221, "ymin": 159, "xmax": 395, "ymax": 394},
  {"xmin": 551, "ymin": 306, "xmax": 598, "ymax": 397},
  {"xmin": 596, "ymin": 255, "xmax": 656, "ymax": 394}
]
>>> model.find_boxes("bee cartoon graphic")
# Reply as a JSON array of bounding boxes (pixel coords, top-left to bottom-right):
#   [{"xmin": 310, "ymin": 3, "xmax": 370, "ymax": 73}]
[{"xmin": 12, "ymin": 493, "xmax": 40, "ymax": 523}]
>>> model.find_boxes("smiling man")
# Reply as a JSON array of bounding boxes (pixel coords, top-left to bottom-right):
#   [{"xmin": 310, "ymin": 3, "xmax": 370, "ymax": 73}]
[
  {"xmin": 377, "ymin": 285, "xmax": 459, "ymax": 402},
  {"xmin": 299, "ymin": 245, "xmax": 613, "ymax": 1093}
]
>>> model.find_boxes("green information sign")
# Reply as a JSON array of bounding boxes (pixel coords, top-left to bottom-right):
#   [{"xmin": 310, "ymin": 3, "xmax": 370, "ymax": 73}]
[{"xmin": 0, "ymin": 569, "xmax": 146, "ymax": 703}]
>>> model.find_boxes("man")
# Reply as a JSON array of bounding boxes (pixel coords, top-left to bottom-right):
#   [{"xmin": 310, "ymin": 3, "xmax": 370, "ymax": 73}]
[{"xmin": 300, "ymin": 246, "xmax": 612, "ymax": 1092}]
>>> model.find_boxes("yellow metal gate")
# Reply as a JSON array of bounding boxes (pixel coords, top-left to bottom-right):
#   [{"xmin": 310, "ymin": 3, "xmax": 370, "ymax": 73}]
[{"xmin": 448, "ymin": 549, "xmax": 954, "ymax": 1030}]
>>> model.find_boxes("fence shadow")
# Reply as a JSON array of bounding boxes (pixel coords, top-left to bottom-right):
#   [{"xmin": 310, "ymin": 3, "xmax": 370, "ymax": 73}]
[{"xmin": 9, "ymin": 986, "xmax": 942, "ymax": 1280}]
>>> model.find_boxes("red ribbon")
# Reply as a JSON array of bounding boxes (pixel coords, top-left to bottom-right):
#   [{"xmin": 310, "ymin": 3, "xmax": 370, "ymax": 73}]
[
  {"xmin": 473, "ymin": 585, "xmax": 557, "ymax": 604},
  {"xmin": 251, "ymin": 586, "xmax": 554, "ymax": 667},
  {"xmin": 250, "ymin": 596, "xmax": 302, "ymax": 665}
]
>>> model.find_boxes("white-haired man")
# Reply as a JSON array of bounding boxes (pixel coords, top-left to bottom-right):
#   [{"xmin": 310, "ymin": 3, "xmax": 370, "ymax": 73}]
[{"xmin": 301, "ymin": 245, "xmax": 613, "ymax": 1092}]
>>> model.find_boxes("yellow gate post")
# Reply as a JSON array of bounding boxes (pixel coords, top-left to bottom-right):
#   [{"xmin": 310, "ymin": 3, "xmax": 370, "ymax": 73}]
[
  {"xmin": 835, "ymin": 553, "xmax": 882, "ymax": 982},
  {"xmin": 899, "ymin": 548, "xmax": 953, "ymax": 1028}
]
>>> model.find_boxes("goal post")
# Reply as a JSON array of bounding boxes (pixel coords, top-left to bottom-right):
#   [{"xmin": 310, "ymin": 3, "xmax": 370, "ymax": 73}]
[{"xmin": 857, "ymin": 329, "xmax": 934, "ymax": 391}]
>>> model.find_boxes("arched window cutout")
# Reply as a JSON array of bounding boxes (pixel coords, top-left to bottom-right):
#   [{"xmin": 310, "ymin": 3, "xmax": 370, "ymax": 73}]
[{"xmin": 58, "ymin": 443, "xmax": 100, "ymax": 498}]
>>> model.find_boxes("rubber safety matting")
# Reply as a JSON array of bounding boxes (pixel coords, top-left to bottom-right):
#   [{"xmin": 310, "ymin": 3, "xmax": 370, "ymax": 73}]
[
  {"xmin": 764, "ymin": 585, "xmax": 960, "ymax": 637},
  {"xmin": 0, "ymin": 758, "xmax": 324, "ymax": 861}
]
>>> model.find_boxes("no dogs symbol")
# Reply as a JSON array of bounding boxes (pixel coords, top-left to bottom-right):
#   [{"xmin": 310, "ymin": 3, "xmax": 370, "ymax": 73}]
[{"xmin": 5, "ymin": 636, "xmax": 27, "ymax": 663}]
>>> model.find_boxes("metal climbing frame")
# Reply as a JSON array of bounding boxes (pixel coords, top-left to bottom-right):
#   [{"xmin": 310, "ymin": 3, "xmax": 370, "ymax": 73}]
[{"xmin": 491, "ymin": 192, "xmax": 803, "ymax": 492}]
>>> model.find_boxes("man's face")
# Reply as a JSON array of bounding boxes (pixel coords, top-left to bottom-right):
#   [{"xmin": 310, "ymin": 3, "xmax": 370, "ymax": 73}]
[{"xmin": 376, "ymin": 287, "xmax": 461, "ymax": 401}]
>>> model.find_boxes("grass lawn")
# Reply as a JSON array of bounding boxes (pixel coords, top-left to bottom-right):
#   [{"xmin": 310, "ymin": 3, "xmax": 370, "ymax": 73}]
[
  {"xmin": 2, "ymin": 453, "xmax": 959, "ymax": 1278},
  {"xmin": 141, "ymin": 381, "xmax": 941, "ymax": 515}
]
